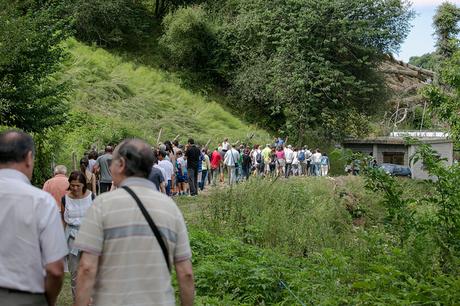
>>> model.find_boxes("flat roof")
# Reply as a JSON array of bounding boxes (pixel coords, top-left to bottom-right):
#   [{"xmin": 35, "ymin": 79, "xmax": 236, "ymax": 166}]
[{"xmin": 343, "ymin": 137, "xmax": 452, "ymax": 145}]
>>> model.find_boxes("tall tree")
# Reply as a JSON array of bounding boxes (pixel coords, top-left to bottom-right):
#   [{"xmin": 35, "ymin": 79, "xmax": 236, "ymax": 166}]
[
  {"xmin": 0, "ymin": 0, "xmax": 72, "ymax": 132},
  {"xmin": 209, "ymin": 0, "xmax": 414, "ymax": 141},
  {"xmin": 433, "ymin": 2, "xmax": 460, "ymax": 59}
]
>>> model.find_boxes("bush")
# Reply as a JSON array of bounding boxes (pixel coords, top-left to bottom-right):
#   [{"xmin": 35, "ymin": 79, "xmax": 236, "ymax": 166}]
[
  {"xmin": 159, "ymin": 6, "xmax": 216, "ymax": 71},
  {"xmin": 74, "ymin": 0, "xmax": 154, "ymax": 48}
]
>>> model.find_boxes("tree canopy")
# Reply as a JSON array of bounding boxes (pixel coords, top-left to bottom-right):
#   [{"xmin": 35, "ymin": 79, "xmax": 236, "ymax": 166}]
[
  {"xmin": 0, "ymin": 1, "xmax": 72, "ymax": 132},
  {"xmin": 202, "ymin": 0, "xmax": 414, "ymax": 141}
]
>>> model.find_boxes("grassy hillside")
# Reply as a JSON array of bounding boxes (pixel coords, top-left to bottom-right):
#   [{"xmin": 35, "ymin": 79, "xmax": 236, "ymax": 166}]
[{"xmin": 53, "ymin": 39, "xmax": 270, "ymax": 165}]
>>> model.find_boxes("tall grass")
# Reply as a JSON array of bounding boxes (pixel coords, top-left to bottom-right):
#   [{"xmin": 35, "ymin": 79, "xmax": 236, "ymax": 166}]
[
  {"xmin": 199, "ymin": 177, "xmax": 382, "ymax": 257},
  {"xmin": 185, "ymin": 177, "xmax": 460, "ymax": 305},
  {"xmin": 52, "ymin": 38, "xmax": 271, "ymax": 167}
]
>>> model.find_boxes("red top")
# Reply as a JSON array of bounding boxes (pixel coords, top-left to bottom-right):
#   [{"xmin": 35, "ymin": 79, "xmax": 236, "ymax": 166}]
[
  {"xmin": 42, "ymin": 174, "xmax": 69, "ymax": 212},
  {"xmin": 210, "ymin": 151, "xmax": 222, "ymax": 169}
]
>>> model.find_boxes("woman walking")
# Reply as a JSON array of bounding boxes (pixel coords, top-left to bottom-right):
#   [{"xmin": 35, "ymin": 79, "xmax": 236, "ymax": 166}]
[{"xmin": 62, "ymin": 171, "xmax": 95, "ymax": 302}]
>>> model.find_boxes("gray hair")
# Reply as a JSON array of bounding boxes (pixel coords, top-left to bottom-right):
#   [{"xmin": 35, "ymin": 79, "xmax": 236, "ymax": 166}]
[
  {"xmin": 115, "ymin": 139, "xmax": 154, "ymax": 178},
  {"xmin": 54, "ymin": 165, "xmax": 67, "ymax": 175}
]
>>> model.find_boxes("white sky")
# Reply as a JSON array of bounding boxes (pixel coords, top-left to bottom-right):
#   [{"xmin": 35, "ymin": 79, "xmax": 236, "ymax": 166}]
[
  {"xmin": 397, "ymin": 1, "xmax": 460, "ymax": 61},
  {"xmin": 411, "ymin": 0, "xmax": 460, "ymax": 7}
]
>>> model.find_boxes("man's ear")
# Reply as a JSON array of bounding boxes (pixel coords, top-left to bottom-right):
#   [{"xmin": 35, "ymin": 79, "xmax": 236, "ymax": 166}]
[
  {"xmin": 117, "ymin": 157, "xmax": 126, "ymax": 172},
  {"xmin": 25, "ymin": 151, "xmax": 34, "ymax": 168}
]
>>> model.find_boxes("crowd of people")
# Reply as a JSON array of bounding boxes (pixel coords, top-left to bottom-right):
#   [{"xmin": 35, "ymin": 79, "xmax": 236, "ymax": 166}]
[
  {"xmin": 0, "ymin": 129, "xmax": 330, "ymax": 306},
  {"xmin": 0, "ymin": 130, "xmax": 193, "ymax": 306},
  {"xmin": 59, "ymin": 137, "xmax": 331, "ymax": 199}
]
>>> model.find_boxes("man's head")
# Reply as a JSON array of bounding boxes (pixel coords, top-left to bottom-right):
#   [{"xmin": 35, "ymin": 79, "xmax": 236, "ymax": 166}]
[
  {"xmin": 188, "ymin": 138, "xmax": 194, "ymax": 145},
  {"xmin": 0, "ymin": 130, "xmax": 35, "ymax": 180},
  {"xmin": 110, "ymin": 139, "xmax": 154, "ymax": 187},
  {"xmin": 158, "ymin": 150, "xmax": 167, "ymax": 161},
  {"xmin": 105, "ymin": 146, "xmax": 113, "ymax": 154},
  {"xmin": 54, "ymin": 165, "xmax": 67, "ymax": 176}
]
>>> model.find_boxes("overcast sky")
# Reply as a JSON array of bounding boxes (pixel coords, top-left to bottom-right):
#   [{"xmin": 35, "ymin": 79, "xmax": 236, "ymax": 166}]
[{"xmin": 396, "ymin": 0, "xmax": 460, "ymax": 62}]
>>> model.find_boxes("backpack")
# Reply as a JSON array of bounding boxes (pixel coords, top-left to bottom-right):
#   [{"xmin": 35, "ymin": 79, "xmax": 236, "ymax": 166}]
[
  {"xmin": 298, "ymin": 151, "xmax": 305, "ymax": 161},
  {"xmin": 256, "ymin": 151, "xmax": 262, "ymax": 163}
]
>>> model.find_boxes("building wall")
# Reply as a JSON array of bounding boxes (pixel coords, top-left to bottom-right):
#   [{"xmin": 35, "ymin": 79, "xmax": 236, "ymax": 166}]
[
  {"xmin": 409, "ymin": 142, "xmax": 453, "ymax": 180},
  {"xmin": 343, "ymin": 140, "xmax": 453, "ymax": 180}
]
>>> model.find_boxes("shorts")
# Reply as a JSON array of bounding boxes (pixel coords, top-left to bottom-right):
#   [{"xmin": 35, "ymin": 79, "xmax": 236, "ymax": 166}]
[
  {"xmin": 277, "ymin": 159, "xmax": 286, "ymax": 167},
  {"xmin": 177, "ymin": 175, "xmax": 187, "ymax": 183}
]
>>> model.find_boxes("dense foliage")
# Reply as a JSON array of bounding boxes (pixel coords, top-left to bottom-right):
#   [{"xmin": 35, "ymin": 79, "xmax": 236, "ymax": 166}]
[
  {"xmin": 180, "ymin": 176, "xmax": 460, "ymax": 304},
  {"xmin": 167, "ymin": 0, "xmax": 414, "ymax": 141},
  {"xmin": 408, "ymin": 52, "xmax": 440, "ymax": 70},
  {"xmin": 73, "ymin": 0, "xmax": 154, "ymax": 48},
  {"xmin": 0, "ymin": 0, "xmax": 71, "ymax": 132},
  {"xmin": 433, "ymin": 2, "xmax": 460, "ymax": 59},
  {"xmin": 159, "ymin": 6, "xmax": 216, "ymax": 71}
]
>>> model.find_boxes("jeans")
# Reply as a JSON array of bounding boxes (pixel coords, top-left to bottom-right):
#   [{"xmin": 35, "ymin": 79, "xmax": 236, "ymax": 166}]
[
  {"xmin": 199, "ymin": 170, "xmax": 208, "ymax": 190},
  {"xmin": 188, "ymin": 168, "xmax": 198, "ymax": 195},
  {"xmin": 285, "ymin": 163, "xmax": 292, "ymax": 178},
  {"xmin": 313, "ymin": 163, "xmax": 321, "ymax": 176},
  {"xmin": 166, "ymin": 180, "xmax": 171, "ymax": 195},
  {"xmin": 242, "ymin": 166, "xmax": 250, "ymax": 180}
]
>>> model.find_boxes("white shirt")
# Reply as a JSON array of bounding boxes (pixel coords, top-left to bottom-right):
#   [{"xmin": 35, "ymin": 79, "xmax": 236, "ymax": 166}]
[
  {"xmin": 64, "ymin": 193, "xmax": 94, "ymax": 226},
  {"xmin": 292, "ymin": 151, "xmax": 299, "ymax": 165},
  {"xmin": 158, "ymin": 160, "xmax": 174, "ymax": 181},
  {"xmin": 154, "ymin": 164, "xmax": 167, "ymax": 181},
  {"xmin": 224, "ymin": 149, "xmax": 240, "ymax": 166},
  {"xmin": 252, "ymin": 149, "xmax": 261, "ymax": 165},
  {"xmin": 311, "ymin": 152, "xmax": 322, "ymax": 164},
  {"xmin": 0, "ymin": 169, "xmax": 68, "ymax": 293},
  {"xmin": 284, "ymin": 148, "xmax": 294, "ymax": 163},
  {"xmin": 304, "ymin": 149, "xmax": 312, "ymax": 163}
]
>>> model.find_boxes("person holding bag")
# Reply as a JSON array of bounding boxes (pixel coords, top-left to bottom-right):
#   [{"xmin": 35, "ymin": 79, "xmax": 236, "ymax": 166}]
[{"xmin": 74, "ymin": 139, "xmax": 194, "ymax": 306}]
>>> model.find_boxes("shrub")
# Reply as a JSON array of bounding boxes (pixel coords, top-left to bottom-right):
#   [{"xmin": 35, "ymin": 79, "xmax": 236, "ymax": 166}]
[
  {"xmin": 159, "ymin": 6, "xmax": 216, "ymax": 71},
  {"xmin": 74, "ymin": 0, "xmax": 154, "ymax": 48}
]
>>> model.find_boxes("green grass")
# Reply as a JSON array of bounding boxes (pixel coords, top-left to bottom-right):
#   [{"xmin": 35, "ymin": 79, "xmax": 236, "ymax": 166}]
[
  {"xmin": 56, "ymin": 176, "xmax": 459, "ymax": 305},
  {"xmin": 52, "ymin": 38, "xmax": 271, "ymax": 165}
]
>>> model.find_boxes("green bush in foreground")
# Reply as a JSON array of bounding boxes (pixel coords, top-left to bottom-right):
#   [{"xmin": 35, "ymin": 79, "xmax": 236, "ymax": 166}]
[{"xmin": 189, "ymin": 227, "xmax": 460, "ymax": 305}]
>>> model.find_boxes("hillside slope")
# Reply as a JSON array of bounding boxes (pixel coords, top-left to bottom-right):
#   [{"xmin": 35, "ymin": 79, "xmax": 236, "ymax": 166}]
[{"xmin": 54, "ymin": 39, "xmax": 270, "ymax": 163}]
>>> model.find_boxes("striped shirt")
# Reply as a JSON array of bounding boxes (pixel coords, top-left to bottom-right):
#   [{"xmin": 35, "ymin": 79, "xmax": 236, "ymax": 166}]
[{"xmin": 74, "ymin": 177, "xmax": 191, "ymax": 306}]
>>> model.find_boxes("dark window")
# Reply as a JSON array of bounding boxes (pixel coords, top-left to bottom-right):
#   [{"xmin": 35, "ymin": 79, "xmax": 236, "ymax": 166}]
[{"xmin": 383, "ymin": 152, "xmax": 405, "ymax": 165}]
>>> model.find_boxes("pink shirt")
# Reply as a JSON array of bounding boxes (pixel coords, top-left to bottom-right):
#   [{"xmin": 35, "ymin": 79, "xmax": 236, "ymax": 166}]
[
  {"xmin": 276, "ymin": 150, "xmax": 285, "ymax": 160},
  {"xmin": 42, "ymin": 174, "xmax": 69, "ymax": 212}
]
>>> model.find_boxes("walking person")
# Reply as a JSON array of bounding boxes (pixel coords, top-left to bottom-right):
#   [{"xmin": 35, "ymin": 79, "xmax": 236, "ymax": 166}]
[
  {"xmin": 158, "ymin": 150, "xmax": 174, "ymax": 196},
  {"xmin": 311, "ymin": 149, "xmax": 322, "ymax": 176},
  {"xmin": 241, "ymin": 148, "xmax": 252, "ymax": 180},
  {"xmin": 284, "ymin": 145, "xmax": 294, "ymax": 178},
  {"xmin": 175, "ymin": 150, "xmax": 189, "ymax": 195},
  {"xmin": 320, "ymin": 153, "xmax": 330, "ymax": 176},
  {"xmin": 210, "ymin": 147, "xmax": 222, "ymax": 186},
  {"xmin": 80, "ymin": 157, "xmax": 97, "ymax": 194},
  {"xmin": 185, "ymin": 138, "xmax": 200, "ymax": 196},
  {"xmin": 199, "ymin": 148, "xmax": 210, "ymax": 191},
  {"xmin": 224, "ymin": 144, "xmax": 240, "ymax": 185},
  {"xmin": 74, "ymin": 138, "xmax": 194, "ymax": 306},
  {"xmin": 93, "ymin": 146, "xmax": 113, "ymax": 194},
  {"xmin": 43, "ymin": 165, "xmax": 69, "ymax": 212},
  {"xmin": 275, "ymin": 146, "xmax": 285, "ymax": 177},
  {"xmin": 292, "ymin": 147, "xmax": 300, "ymax": 176},
  {"xmin": 61, "ymin": 171, "xmax": 95, "ymax": 302},
  {"xmin": 0, "ymin": 130, "xmax": 67, "ymax": 306}
]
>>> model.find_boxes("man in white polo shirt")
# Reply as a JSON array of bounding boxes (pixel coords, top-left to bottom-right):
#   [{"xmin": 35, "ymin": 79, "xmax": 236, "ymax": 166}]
[{"xmin": 0, "ymin": 130, "xmax": 67, "ymax": 306}]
